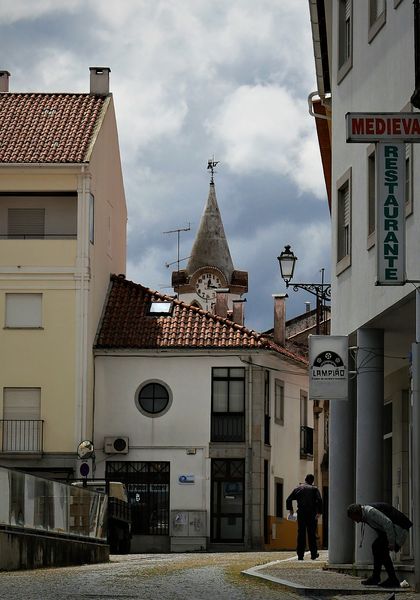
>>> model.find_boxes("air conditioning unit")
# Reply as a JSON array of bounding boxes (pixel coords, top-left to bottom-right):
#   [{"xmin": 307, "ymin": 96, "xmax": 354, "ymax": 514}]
[{"xmin": 104, "ymin": 436, "xmax": 129, "ymax": 454}]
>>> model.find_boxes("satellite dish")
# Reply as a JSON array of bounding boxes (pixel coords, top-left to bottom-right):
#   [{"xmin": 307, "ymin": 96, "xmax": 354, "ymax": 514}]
[{"xmin": 77, "ymin": 440, "xmax": 94, "ymax": 459}]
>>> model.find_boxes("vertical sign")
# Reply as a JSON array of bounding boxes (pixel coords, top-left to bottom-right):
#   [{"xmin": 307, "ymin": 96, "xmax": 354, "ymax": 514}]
[
  {"xmin": 309, "ymin": 335, "xmax": 348, "ymax": 400},
  {"xmin": 376, "ymin": 142, "xmax": 405, "ymax": 285}
]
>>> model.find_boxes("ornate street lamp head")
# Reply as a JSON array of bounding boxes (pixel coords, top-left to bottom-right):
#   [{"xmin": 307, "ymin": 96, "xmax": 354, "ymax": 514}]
[{"xmin": 277, "ymin": 245, "xmax": 297, "ymax": 284}]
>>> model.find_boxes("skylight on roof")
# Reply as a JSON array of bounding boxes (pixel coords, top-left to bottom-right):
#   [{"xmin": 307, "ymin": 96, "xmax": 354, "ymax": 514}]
[{"xmin": 148, "ymin": 301, "xmax": 173, "ymax": 315}]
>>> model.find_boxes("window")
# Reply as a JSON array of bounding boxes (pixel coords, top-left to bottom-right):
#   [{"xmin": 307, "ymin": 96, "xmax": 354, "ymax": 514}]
[
  {"xmin": 2, "ymin": 388, "xmax": 42, "ymax": 452},
  {"xmin": 383, "ymin": 401, "xmax": 392, "ymax": 503},
  {"xmin": 264, "ymin": 370, "xmax": 270, "ymax": 445},
  {"xmin": 338, "ymin": 0, "xmax": 352, "ymax": 82},
  {"xmin": 300, "ymin": 390, "xmax": 313, "ymax": 458},
  {"xmin": 274, "ymin": 379, "xmax": 284, "ymax": 426},
  {"xmin": 148, "ymin": 301, "xmax": 173, "ymax": 315},
  {"xmin": 211, "ymin": 368, "xmax": 245, "ymax": 442},
  {"xmin": 5, "ymin": 293, "xmax": 42, "ymax": 328},
  {"xmin": 367, "ymin": 147, "xmax": 376, "ymax": 246},
  {"xmin": 369, "ymin": 0, "xmax": 386, "ymax": 42},
  {"xmin": 89, "ymin": 194, "xmax": 94, "ymax": 244},
  {"xmin": 8, "ymin": 208, "xmax": 45, "ymax": 239},
  {"xmin": 275, "ymin": 479, "xmax": 284, "ymax": 518},
  {"xmin": 405, "ymin": 143, "xmax": 413, "ymax": 216},
  {"xmin": 337, "ymin": 168, "xmax": 352, "ymax": 274},
  {"xmin": 135, "ymin": 381, "xmax": 172, "ymax": 417},
  {"xmin": 300, "ymin": 390, "xmax": 308, "ymax": 428}
]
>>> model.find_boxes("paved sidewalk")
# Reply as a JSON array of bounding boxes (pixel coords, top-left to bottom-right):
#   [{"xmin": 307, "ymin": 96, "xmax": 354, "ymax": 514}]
[{"xmin": 242, "ymin": 551, "xmax": 418, "ymax": 599}]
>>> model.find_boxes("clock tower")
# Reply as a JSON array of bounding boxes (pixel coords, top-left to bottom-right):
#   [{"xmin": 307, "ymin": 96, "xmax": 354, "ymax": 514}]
[{"xmin": 172, "ymin": 161, "xmax": 248, "ymax": 316}]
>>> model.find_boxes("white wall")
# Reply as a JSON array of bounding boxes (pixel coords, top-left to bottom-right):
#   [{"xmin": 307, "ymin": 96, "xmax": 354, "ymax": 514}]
[{"xmin": 331, "ymin": 0, "xmax": 419, "ymax": 336}]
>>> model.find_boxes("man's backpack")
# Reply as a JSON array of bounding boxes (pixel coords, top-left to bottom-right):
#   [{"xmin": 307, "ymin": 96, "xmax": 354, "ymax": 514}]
[{"xmin": 370, "ymin": 502, "xmax": 413, "ymax": 531}]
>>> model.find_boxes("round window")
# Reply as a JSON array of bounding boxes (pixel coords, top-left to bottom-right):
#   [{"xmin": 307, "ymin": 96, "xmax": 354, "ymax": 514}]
[{"xmin": 136, "ymin": 381, "xmax": 172, "ymax": 417}]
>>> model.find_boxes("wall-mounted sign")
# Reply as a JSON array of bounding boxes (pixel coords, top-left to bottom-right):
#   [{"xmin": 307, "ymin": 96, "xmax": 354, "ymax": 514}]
[
  {"xmin": 178, "ymin": 474, "xmax": 195, "ymax": 484},
  {"xmin": 376, "ymin": 142, "xmax": 405, "ymax": 285},
  {"xmin": 346, "ymin": 112, "xmax": 420, "ymax": 142},
  {"xmin": 309, "ymin": 335, "xmax": 348, "ymax": 400}
]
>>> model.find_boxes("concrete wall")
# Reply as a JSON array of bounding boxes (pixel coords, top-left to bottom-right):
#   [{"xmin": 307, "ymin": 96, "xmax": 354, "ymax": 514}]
[{"xmin": 0, "ymin": 527, "xmax": 108, "ymax": 571}]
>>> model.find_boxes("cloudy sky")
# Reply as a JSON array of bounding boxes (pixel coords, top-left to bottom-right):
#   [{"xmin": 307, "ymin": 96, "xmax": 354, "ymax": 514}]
[{"xmin": 0, "ymin": 0, "xmax": 331, "ymax": 331}]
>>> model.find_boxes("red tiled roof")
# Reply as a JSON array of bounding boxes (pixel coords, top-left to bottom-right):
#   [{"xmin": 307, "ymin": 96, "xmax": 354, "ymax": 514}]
[
  {"xmin": 95, "ymin": 275, "xmax": 308, "ymax": 366},
  {"xmin": 0, "ymin": 93, "xmax": 107, "ymax": 163}
]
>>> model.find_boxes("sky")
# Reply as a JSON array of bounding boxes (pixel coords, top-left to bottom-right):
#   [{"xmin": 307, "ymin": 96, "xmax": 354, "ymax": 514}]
[{"xmin": 0, "ymin": 0, "xmax": 331, "ymax": 332}]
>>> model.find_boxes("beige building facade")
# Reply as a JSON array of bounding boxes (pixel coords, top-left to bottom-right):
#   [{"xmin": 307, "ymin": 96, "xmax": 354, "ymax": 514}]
[{"xmin": 0, "ymin": 68, "xmax": 126, "ymax": 478}]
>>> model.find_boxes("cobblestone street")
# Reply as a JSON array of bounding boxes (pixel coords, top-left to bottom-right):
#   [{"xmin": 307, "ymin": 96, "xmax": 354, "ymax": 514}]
[{"xmin": 0, "ymin": 552, "xmax": 300, "ymax": 600}]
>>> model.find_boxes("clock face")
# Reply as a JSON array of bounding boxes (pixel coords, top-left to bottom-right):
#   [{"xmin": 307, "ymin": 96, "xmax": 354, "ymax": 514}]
[{"xmin": 195, "ymin": 272, "xmax": 223, "ymax": 300}]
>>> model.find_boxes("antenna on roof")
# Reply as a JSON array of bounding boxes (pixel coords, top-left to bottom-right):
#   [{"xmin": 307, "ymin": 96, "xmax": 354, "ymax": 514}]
[
  {"xmin": 163, "ymin": 223, "xmax": 191, "ymax": 273},
  {"xmin": 207, "ymin": 157, "xmax": 220, "ymax": 184}
]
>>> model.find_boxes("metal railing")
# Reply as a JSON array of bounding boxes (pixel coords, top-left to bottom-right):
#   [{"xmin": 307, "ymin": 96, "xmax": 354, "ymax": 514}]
[
  {"xmin": 300, "ymin": 425, "xmax": 314, "ymax": 456},
  {"xmin": 211, "ymin": 413, "xmax": 245, "ymax": 442},
  {"xmin": 1, "ymin": 234, "xmax": 77, "ymax": 239},
  {"xmin": 0, "ymin": 419, "xmax": 44, "ymax": 453}
]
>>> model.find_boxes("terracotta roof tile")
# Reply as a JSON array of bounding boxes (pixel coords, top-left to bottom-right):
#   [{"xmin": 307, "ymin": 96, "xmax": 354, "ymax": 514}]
[
  {"xmin": 95, "ymin": 275, "xmax": 307, "ymax": 366},
  {"xmin": 0, "ymin": 93, "xmax": 107, "ymax": 163}
]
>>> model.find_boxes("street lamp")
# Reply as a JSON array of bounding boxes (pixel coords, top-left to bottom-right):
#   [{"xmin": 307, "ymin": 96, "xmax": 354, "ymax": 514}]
[{"xmin": 277, "ymin": 245, "xmax": 331, "ymax": 335}]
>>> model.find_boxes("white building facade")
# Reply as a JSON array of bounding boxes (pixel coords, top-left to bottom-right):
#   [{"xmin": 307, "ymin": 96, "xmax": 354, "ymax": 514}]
[
  {"xmin": 309, "ymin": 0, "xmax": 419, "ymax": 575},
  {"xmin": 93, "ymin": 275, "xmax": 315, "ymax": 553}
]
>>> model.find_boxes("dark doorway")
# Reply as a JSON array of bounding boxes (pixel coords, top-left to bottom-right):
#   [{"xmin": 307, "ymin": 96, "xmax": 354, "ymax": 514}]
[
  {"xmin": 211, "ymin": 459, "xmax": 244, "ymax": 542},
  {"xmin": 106, "ymin": 461, "xmax": 170, "ymax": 536}
]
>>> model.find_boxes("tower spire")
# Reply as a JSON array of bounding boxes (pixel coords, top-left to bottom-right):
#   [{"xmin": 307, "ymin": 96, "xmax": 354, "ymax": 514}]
[{"xmin": 207, "ymin": 157, "xmax": 219, "ymax": 185}]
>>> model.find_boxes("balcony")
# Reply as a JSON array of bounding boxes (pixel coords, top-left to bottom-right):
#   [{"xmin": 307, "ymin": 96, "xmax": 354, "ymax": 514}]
[
  {"xmin": 0, "ymin": 420, "xmax": 44, "ymax": 454},
  {"xmin": 0, "ymin": 239, "xmax": 77, "ymax": 267},
  {"xmin": 300, "ymin": 425, "xmax": 314, "ymax": 457},
  {"xmin": 211, "ymin": 413, "xmax": 245, "ymax": 442}
]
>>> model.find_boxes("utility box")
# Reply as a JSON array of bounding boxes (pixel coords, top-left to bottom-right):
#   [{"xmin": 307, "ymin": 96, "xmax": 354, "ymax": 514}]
[{"xmin": 170, "ymin": 510, "xmax": 206, "ymax": 552}]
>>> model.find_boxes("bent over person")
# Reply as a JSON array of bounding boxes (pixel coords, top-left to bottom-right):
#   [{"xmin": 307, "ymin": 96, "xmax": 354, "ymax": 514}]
[
  {"xmin": 286, "ymin": 474, "xmax": 322, "ymax": 560},
  {"xmin": 347, "ymin": 502, "xmax": 413, "ymax": 589}
]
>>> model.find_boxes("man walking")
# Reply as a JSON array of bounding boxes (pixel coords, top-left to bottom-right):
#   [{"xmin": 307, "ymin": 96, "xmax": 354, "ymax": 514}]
[
  {"xmin": 286, "ymin": 474, "xmax": 323, "ymax": 560},
  {"xmin": 347, "ymin": 502, "xmax": 412, "ymax": 588}
]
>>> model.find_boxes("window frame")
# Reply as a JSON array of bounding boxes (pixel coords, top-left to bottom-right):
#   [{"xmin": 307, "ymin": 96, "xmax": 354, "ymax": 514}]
[
  {"xmin": 367, "ymin": 144, "xmax": 376, "ymax": 249},
  {"xmin": 5, "ymin": 293, "xmax": 43, "ymax": 329},
  {"xmin": 211, "ymin": 367, "xmax": 245, "ymax": 415},
  {"xmin": 135, "ymin": 380, "xmax": 172, "ymax": 418},
  {"xmin": 369, "ymin": 0, "xmax": 386, "ymax": 43},
  {"xmin": 338, "ymin": 0, "xmax": 353, "ymax": 83},
  {"xmin": 274, "ymin": 379, "xmax": 285, "ymax": 426},
  {"xmin": 336, "ymin": 167, "xmax": 352, "ymax": 275}
]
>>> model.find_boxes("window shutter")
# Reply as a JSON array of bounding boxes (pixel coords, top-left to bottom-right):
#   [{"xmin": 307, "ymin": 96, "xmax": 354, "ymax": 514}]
[
  {"xmin": 343, "ymin": 184, "xmax": 350, "ymax": 227},
  {"xmin": 8, "ymin": 208, "xmax": 45, "ymax": 238},
  {"xmin": 3, "ymin": 388, "xmax": 41, "ymax": 420},
  {"xmin": 345, "ymin": 0, "xmax": 351, "ymax": 19},
  {"xmin": 5, "ymin": 293, "xmax": 42, "ymax": 327}
]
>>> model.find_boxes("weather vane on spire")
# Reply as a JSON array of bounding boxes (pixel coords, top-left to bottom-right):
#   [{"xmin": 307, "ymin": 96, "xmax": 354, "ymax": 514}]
[{"xmin": 207, "ymin": 157, "xmax": 220, "ymax": 184}]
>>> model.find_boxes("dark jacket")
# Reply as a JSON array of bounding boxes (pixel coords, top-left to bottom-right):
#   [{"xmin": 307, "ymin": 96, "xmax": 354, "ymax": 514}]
[
  {"xmin": 286, "ymin": 483, "xmax": 323, "ymax": 516},
  {"xmin": 369, "ymin": 502, "xmax": 413, "ymax": 531}
]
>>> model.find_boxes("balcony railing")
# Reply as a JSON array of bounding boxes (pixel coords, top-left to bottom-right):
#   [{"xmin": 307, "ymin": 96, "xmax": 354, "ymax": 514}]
[
  {"xmin": 0, "ymin": 420, "xmax": 44, "ymax": 453},
  {"xmin": 300, "ymin": 425, "xmax": 314, "ymax": 457},
  {"xmin": 0, "ymin": 234, "xmax": 77, "ymax": 239},
  {"xmin": 211, "ymin": 413, "xmax": 245, "ymax": 442}
]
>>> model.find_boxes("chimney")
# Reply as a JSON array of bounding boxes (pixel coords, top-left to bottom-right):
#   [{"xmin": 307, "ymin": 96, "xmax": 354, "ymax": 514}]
[
  {"xmin": 89, "ymin": 67, "xmax": 111, "ymax": 96},
  {"xmin": 232, "ymin": 299, "xmax": 246, "ymax": 326},
  {"xmin": 0, "ymin": 71, "xmax": 10, "ymax": 93},
  {"xmin": 272, "ymin": 294, "xmax": 288, "ymax": 346},
  {"xmin": 215, "ymin": 289, "xmax": 229, "ymax": 319}
]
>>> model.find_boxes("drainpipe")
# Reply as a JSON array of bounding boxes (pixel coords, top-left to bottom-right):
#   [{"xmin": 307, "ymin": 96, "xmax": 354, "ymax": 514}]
[{"xmin": 411, "ymin": 0, "xmax": 420, "ymax": 108}]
